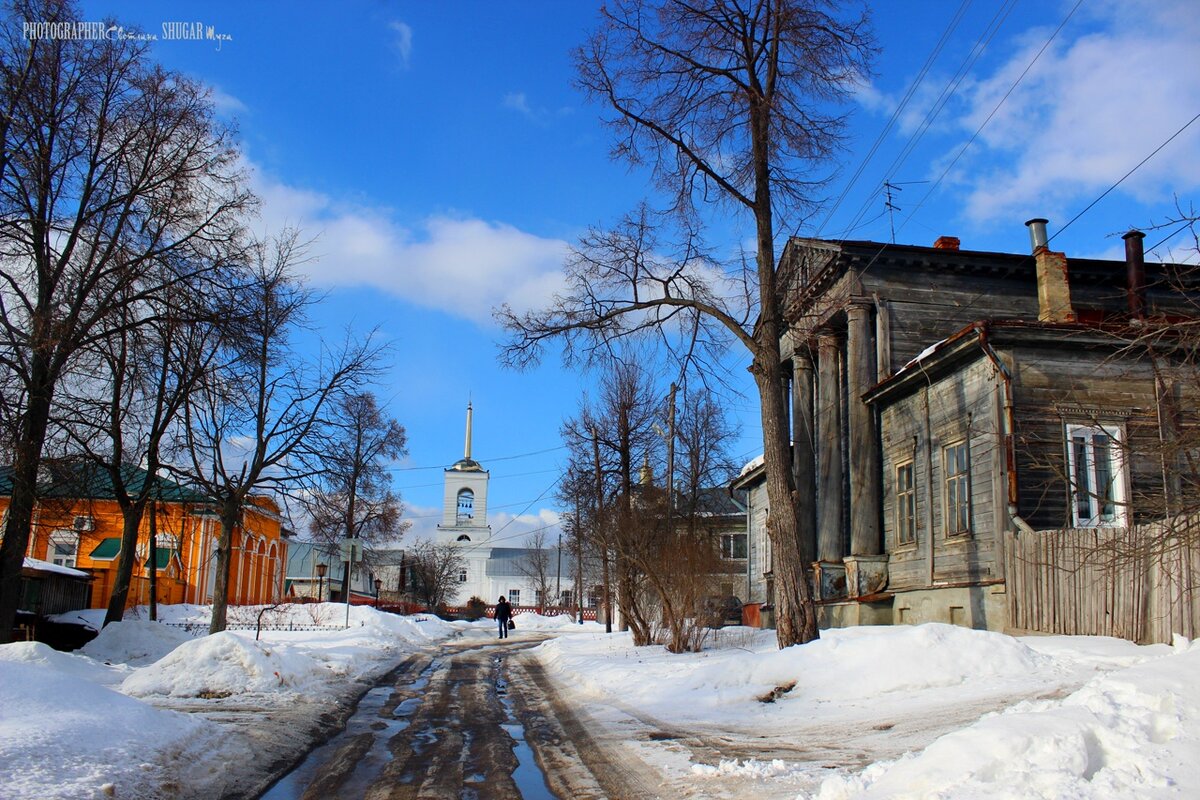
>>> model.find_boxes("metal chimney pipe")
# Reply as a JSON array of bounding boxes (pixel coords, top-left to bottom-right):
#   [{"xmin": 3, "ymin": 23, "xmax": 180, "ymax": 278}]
[
  {"xmin": 1123, "ymin": 230, "xmax": 1146, "ymax": 319},
  {"xmin": 1025, "ymin": 218, "xmax": 1049, "ymax": 252}
]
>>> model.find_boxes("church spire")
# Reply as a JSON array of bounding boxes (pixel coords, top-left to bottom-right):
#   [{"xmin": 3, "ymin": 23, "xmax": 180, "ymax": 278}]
[{"xmin": 464, "ymin": 401, "xmax": 473, "ymax": 459}]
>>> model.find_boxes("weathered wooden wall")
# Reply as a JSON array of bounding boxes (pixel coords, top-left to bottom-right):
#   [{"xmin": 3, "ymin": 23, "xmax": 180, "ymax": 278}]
[
  {"xmin": 1005, "ymin": 518, "xmax": 1200, "ymax": 643},
  {"xmin": 878, "ymin": 354, "xmax": 1006, "ymax": 590}
]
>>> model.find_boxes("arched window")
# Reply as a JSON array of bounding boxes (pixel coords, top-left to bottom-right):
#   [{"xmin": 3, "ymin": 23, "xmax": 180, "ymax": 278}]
[
  {"xmin": 456, "ymin": 488, "xmax": 474, "ymax": 524},
  {"xmin": 456, "ymin": 534, "xmax": 471, "ymax": 542}
]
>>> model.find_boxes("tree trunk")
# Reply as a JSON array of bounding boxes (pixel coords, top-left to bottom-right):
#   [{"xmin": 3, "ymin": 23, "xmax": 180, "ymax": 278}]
[
  {"xmin": 104, "ymin": 502, "xmax": 149, "ymax": 626},
  {"xmin": 754, "ymin": 352, "xmax": 820, "ymax": 647},
  {"xmin": 209, "ymin": 502, "xmax": 239, "ymax": 634},
  {"xmin": 0, "ymin": 358, "xmax": 54, "ymax": 644}
]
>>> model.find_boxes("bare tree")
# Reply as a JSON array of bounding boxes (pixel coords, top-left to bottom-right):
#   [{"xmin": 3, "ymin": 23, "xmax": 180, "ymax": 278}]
[
  {"xmin": 0, "ymin": 0, "xmax": 252, "ymax": 642},
  {"xmin": 498, "ymin": 0, "xmax": 873, "ymax": 647},
  {"xmin": 305, "ymin": 391, "xmax": 408, "ymax": 598},
  {"xmin": 517, "ymin": 528, "xmax": 554, "ymax": 613},
  {"xmin": 64, "ymin": 290, "xmax": 225, "ymax": 626},
  {"xmin": 407, "ymin": 540, "xmax": 466, "ymax": 612},
  {"xmin": 673, "ymin": 388, "xmax": 740, "ymax": 528},
  {"xmin": 184, "ymin": 233, "xmax": 383, "ymax": 634}
]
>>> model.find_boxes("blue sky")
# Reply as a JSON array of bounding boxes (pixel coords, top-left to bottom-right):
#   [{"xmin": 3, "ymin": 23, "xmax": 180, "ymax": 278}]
[{"xmin": 78, "ymin": 1, "xmax": 1200, "ymax": 545}]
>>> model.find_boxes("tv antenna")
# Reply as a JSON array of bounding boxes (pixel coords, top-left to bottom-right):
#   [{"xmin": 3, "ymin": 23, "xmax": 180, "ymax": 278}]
[{"xmin": 883, "ymin": 180, "xmax": 929, "ymax": 243}]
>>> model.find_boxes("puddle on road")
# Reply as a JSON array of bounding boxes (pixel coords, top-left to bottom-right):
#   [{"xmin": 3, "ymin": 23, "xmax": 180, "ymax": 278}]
[
  {"xmin": 494, "ymin": 655, "xmax": 560, "ymax": 800},
  {"xmin": 258, "ymin": 658, "xmax": 439, "ymax": 800}
]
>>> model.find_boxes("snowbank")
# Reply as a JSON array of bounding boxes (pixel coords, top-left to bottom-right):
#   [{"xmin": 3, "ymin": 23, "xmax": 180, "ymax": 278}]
[
  {"xmin": 0, "ymin": 658, "xmax": 231, "ymax": 799},
  {"xmin": 812, "ymin": 639, "xmax": 1200, "ymax": 799},
  {"xmin": 121, "ymin": 631, "xmax": 330, "ymax": 697},
  {"xmin": 81, "ymin": 619, "xmax": 196, "ymax": 667},
  {"xmin": 1, "ymin": 603, "xmax": 459, "ymax": 799},
  {"xmin": 0, "ymin": 640, "xmax": 129, "ymax": 686}
]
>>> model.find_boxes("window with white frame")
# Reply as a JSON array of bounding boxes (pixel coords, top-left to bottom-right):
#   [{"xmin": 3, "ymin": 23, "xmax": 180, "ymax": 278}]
[
  {"xmin": 943, "ymin": 441, "xmax": 971, "ymax": 536},
  {"xmin": 47, "ymin": 530, "xmax": 79, "ymax": 568},
  {"xmin": 1066, "ymin": 422, "xmax": 1127, "ymax": 528},
  {"xmin": 508, "ymin": 588, "xmax": 520, "ymax": 606},
  {"xmin": 458, "ymin": 568, "xmax": 468, "ymax": 583},
  {"xmin": 720, "ymin": 533, "xmax": 748, "ymax": 560},
  {"xmin": 896, "ymin": 461, "xmax": 916, "ymax": 544}
]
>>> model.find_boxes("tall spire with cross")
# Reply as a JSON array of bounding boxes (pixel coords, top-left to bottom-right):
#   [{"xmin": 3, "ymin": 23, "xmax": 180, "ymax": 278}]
[{"xmin": 464, "ymin": 401, "xmax": 473, "ymax": 460}]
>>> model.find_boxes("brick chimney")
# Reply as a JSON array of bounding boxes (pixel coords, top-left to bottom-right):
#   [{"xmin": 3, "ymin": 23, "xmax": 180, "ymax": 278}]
[
  {"xmin": 933, "ymin": 236, "xmax": 960, "ymax": 250},
  {"xmin": 1025, "ymin": 218, "xmax": 1076, "ymax": 323}
]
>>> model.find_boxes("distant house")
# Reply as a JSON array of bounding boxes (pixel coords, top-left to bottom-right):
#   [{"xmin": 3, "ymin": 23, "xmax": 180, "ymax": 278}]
[
  {"xmin": 284, "ymin": 539, "xmax": 386, "ymax": 604},
  {"xmin": 0, "ymin": 463, "xmax": 289, "ymax": 612},
  {"xmin": 738, "ymin": 221, "xmax": 1199, "ymax": 640}
]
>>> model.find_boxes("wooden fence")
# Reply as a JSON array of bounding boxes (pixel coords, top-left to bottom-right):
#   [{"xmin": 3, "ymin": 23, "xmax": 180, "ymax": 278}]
[{"xmin": 1006, "ymin": 517, "xmax": 1200, "ymax": 643}]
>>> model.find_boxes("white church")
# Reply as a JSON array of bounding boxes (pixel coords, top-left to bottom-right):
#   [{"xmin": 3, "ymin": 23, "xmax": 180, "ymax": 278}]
[{"xmin": 436, "ymin": 403, "xmax": 577, "ymax": 610}]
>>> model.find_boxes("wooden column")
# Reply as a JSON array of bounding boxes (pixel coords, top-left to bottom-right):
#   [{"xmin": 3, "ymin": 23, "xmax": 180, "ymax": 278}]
[
  {"xmin": 792, "ymin": 350, "xmax": 817, "ymax": 564},
  {"xmin": 847, "ymin": 301, "xmax": 882, "ymax": 556},
  {"xmin": 816, "ymin": 332, "xmax": 843, "ymax": 562}
]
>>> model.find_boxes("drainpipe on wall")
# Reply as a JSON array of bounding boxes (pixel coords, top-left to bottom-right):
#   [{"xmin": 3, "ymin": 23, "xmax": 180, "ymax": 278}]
[{"xmin": 976, "ymin": 324, "xmax": 1036, "ymax": 536}]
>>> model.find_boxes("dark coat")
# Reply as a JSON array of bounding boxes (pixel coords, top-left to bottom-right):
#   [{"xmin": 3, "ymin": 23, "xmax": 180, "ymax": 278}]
[{"xmin": 494, "ymin": 599, "xmax": 512, "ymax": 621}]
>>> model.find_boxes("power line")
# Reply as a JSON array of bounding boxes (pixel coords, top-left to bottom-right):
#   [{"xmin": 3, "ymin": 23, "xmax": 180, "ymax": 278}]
[
  {"xmin": 1048, "ymin": 110, "xmax": 1200, "ymax": 245},
  {"xmin": 812, "ymin": 0, "xmax": 974, "ymax": 241},
  {"xmin": 386, "ymin": 444, "xmax": 567, "ymax": 473},
  {"xmin": 896, "ymin": 0, "xmax": 1084, "ymax": 240}
]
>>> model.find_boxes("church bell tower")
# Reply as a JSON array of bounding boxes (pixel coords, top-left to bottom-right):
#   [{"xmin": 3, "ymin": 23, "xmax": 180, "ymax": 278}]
[{"xmin": 436, "ymin": 402, "xmax": 491, "ymax": 545}]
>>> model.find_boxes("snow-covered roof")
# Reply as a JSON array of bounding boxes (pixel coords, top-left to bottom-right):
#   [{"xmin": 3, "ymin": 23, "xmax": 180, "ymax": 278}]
[
  {"xmin": 23, "ymin": 557, "xmax": 90, "ymax": 579},
  {"xmin": 738, "ymin": 454, "xmax": 765, "ymax": 478}
]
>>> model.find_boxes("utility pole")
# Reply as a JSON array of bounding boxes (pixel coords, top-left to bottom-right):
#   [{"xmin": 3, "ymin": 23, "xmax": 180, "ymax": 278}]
[
  {"xmin": 592, "ymin": 427, "xmax": 612, "ymax": 634},
  {"xmin": 665, "ymin": 382, "xmax": 677, "ymax": 535},
  {"xmin": 555, "ymin": 532, "xmax": 562, "ymax": 606},
  {"xmin": 574, "ymin": 489, "xmax": 584, "ymax": 625}
]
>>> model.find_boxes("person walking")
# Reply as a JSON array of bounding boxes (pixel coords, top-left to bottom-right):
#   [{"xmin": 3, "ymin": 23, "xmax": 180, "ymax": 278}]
[{"xmin": 494, "ymin": 595, "xmax": 512, "ymax": 639}]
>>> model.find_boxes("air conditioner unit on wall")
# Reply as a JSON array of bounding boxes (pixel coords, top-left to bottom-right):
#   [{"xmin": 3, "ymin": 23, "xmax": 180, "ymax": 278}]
[{"xmin": 72, "ymin": 516, "xmax": 95, "ymax": 532}]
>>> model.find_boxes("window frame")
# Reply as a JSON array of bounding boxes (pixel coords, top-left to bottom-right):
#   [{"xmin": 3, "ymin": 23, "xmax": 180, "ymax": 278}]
[
  {"xmin": 720, "ymin": 532, "xmax": 748, "ymax": 560},
  {"xmin": 1065, "ymin": 421, "xmax": 1129, "ymax": 528},
  {"xmin": 508, "ymin": 588, "xmax": 520, "ymax": 606},
  {"xmin": 47, "ymin": 529, "xmax": 80, "ymax": 568},
  {"xmin": 895, "ymin": 460, "xmax": 917, "ymax": 546},
  {"xmin": 942, "ymin": 440, "xmax": 972, "ymax": 537}
]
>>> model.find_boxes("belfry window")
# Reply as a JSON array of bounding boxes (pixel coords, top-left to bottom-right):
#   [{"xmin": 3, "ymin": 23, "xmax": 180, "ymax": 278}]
[{"xmin": 456, "ymin": 488, "xmax": 474, "ymax": 524}]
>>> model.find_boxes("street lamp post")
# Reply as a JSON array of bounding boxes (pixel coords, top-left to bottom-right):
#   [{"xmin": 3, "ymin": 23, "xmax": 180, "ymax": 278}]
[
  {"xmin": 315, "ymin": 562, "xmax": 328, "ymax": 602},
  {"xmin": 374, "ymin": 577, "xmax": 383, "ymax": 608}
]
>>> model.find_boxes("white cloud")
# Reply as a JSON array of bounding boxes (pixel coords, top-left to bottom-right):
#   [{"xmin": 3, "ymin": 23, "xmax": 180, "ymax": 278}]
[
  {"xmin": 503, "ymin": 92, "xmax": 533, "ymax": 116},
  {"xmin": 950, "ymin": 0, "xmax": 1200, "ymax": 224},
  {"xmin": 490, "ymin": 509, "xmax": 563, "ymax": 547},
  {"xmin": 389, "ymin": 20, "xmax": 413, "ymax": 68},
  {"xmin": 207, "ymin": 85, "xmax": 247, "ymax": 116},
  {"xmin": 248, "ymin": 163, "xmax": 569, "ymax": 324},
  {"xmin": 400, "ymin": 505, "xmax": 562, "ymax": 548},
  {"xmin": 502, "ymin": 90, "xmax": 572, "ymax": 125}
]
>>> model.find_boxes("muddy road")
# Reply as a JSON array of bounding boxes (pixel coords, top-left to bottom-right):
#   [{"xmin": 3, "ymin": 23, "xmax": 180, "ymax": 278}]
[{"xmin": 257, "ymin": 634, "xmax": 660, "ymax": 800}]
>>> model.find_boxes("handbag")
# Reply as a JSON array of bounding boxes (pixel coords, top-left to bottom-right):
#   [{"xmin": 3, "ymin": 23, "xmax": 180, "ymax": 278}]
[{"xmin": 508, "ymin": 619, "xmax": 515, "ymax": 630}]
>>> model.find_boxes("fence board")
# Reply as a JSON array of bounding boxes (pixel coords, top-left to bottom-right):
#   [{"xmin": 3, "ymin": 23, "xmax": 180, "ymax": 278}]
[{"xmin": 1006, "ymin": 517, "xmax": 1200, "ymax": 644}]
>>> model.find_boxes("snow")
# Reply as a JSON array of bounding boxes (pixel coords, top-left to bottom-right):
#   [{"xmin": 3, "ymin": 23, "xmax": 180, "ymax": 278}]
[
  {"xmin": 23, "ymin": 556, "xmax": 90, "ymax": 578},
  {"xmin": 739, "ymin": 453, "xmax": 765, "ymax": 478},
  {"xmin": 3, "ymin": 608, "xmax": 1198, "ymax": 799}
]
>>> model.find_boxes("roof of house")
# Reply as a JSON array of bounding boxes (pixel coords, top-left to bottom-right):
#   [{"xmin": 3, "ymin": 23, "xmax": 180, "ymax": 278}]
[
  {"xmin": 484, "ymin": 547, "xmax": 571, "ymax": 579},
  {"xmin": 0, "ymin": 462, "xmax": 208, "ymax": 503}
]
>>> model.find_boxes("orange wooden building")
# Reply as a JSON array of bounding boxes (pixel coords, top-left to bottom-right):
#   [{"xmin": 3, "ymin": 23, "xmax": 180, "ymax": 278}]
[{"xmin": 0, "ymin": 464, "xmax": 289, "ymax": 611}]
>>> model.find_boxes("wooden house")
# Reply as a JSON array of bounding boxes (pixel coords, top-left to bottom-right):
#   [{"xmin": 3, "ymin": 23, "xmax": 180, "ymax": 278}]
[
  {"xmin": 0, "ymin": 464, "xmax": 289, "ymax": 613},
  {"xmin": 754, "ymin": 220, "xmax": 1199, "ymax": 633}
]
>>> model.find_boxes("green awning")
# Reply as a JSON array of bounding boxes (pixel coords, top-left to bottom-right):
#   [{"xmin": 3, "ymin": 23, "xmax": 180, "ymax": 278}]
[
  {"xmin": 89, "ymin": 538, "xmax": 121, "ymax": 560},
  {"xmin": 144, "ymin": 548, "xmax": 179, "ymax": 570}
]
